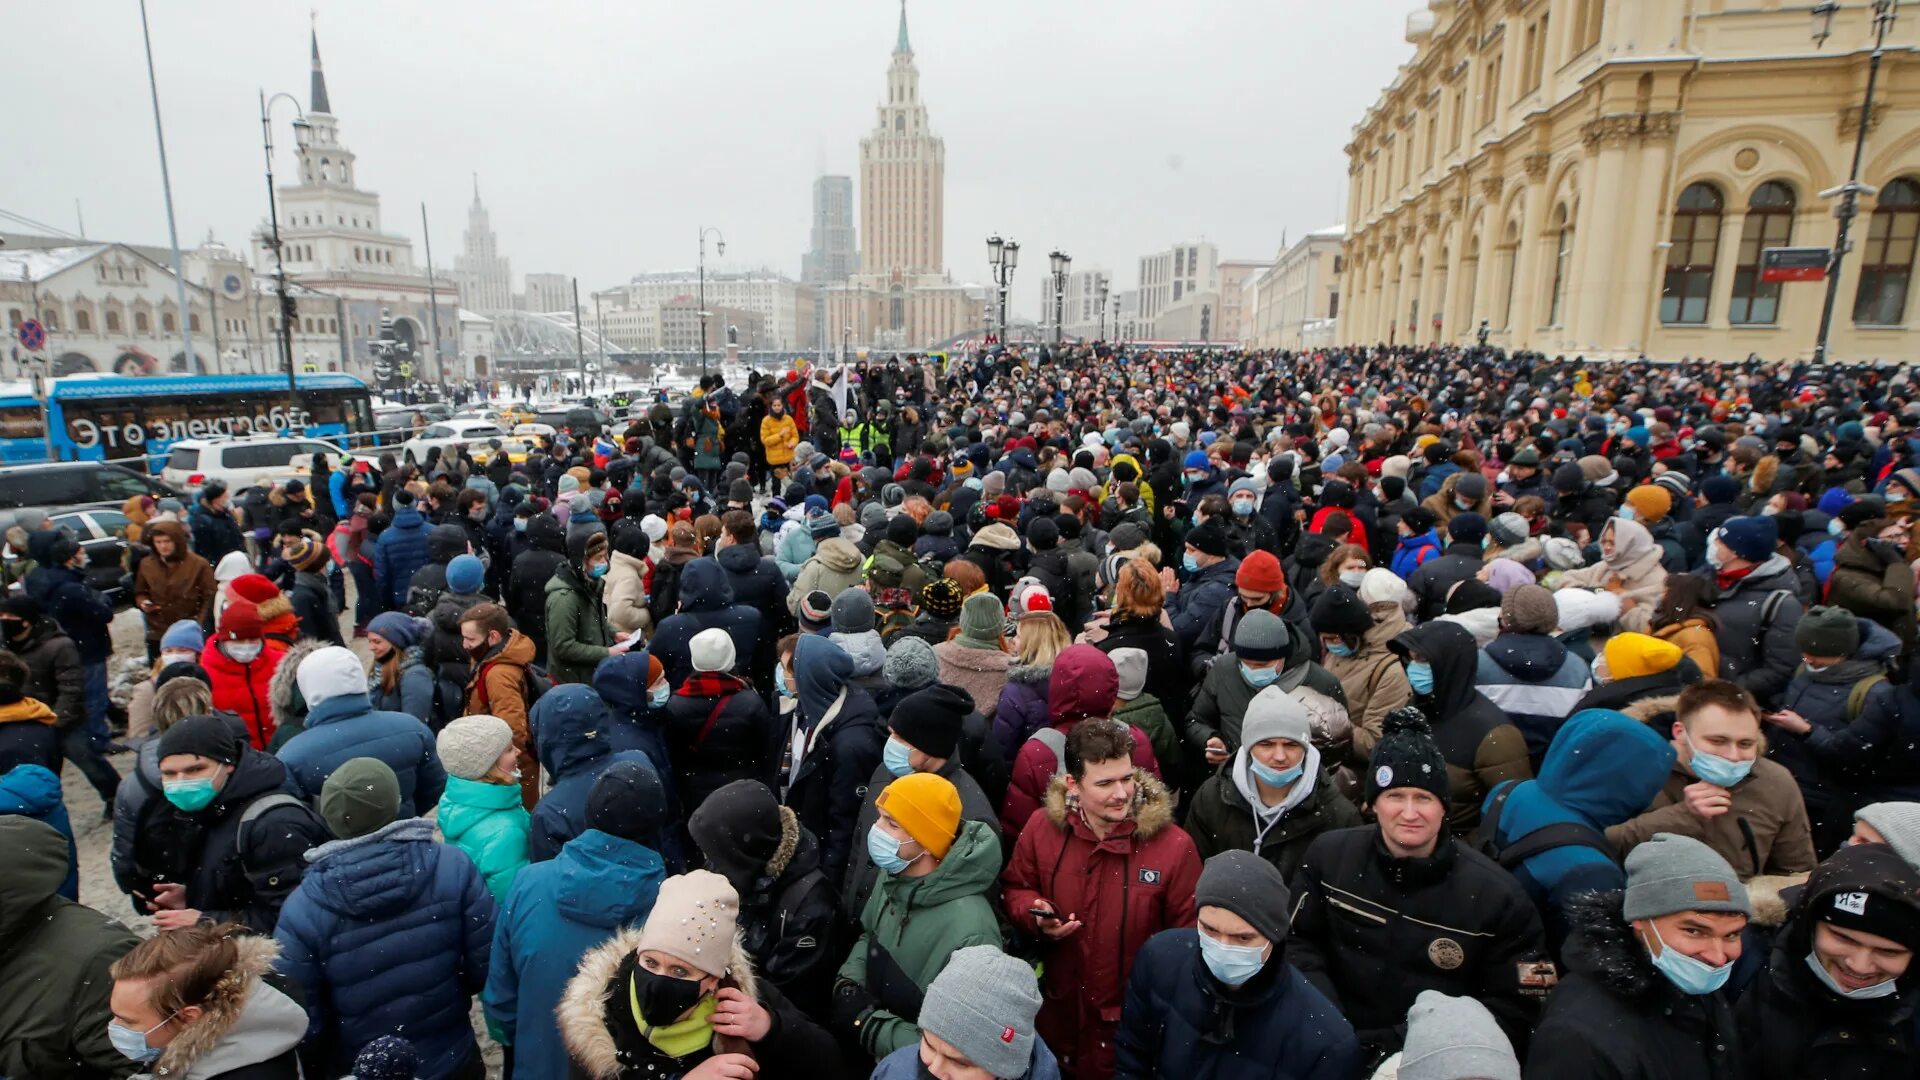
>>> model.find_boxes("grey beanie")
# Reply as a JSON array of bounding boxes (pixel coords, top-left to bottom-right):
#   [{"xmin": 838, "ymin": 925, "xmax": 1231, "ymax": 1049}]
[
  {"xmin": 1195, "ymin": 850, "xmax": 1290, "ymax": 944},
  {"xmin": 1856, "ymin": 802, "xmax": 1920, "ymax": 870},
  {"xmin": 859, "ymin": 503, "xmax": 889, "ymax": 532},
  {"xmin": 1045, "ymin": 468, "xmax": 1072, "ymax": 493},
  {"xmin": 1489, "ymin": 512, "xmax": 1529, "ymax": 548},
  {"xmin": 830, "ymin": 588, "xmax": 876, "ymax": 634},
  {"xmin": 1232, "ymin": 609, "xmax": 1291, "ymax": 663},
  {"xmin": 1110, "ymin": 647, "xmax": 1149, "ymax": 701},
  {"xmin": 916, "ymin": 946, "xmax": 1041, "ymax": 1080},
  {"xmin": 1240, "ymin": 685, "xmax": 1312, "ymax": 749},
  {"xmin": 884, "ymin": 636, "xmax": 940, "ymax": 691},
  {"xmin": 1397, "ymin": 991, "xmax": 1520, "ymax": 1080},
  {"xmin": 435, "ymin": 715, "xmax": 514, "ymax": 781},
  {"xmin": 1622, "ymin": 833, "xmax": 1751, "ymax": 920}
]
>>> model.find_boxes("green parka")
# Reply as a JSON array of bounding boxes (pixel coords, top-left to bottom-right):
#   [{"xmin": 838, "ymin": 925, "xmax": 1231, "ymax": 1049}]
[
  {"xmin": 838, "ymin": 818, "xmax": 1004, "ymax": 1058},
  {"xmin": 545, "ymin": 561, "xmax": 615, "ymax": 685},
  {"xmin": 436, "ymin": 774, "xmax": 531, "ymax": 905}
]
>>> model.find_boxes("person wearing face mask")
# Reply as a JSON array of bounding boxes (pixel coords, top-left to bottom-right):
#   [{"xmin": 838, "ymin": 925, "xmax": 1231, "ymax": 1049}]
[
  {"xmin": 435, "ymin": 714, "xmax": 531, "ymax": 904},
  {"xmin": 1420, "ymin": 471, "xmax": 1492, "ymax": 539},
  {"xmin": 105, "ymin": 921, "xmax": 306, "ymax": 1080},
  {"xmin": 559, "ymin": 869, "xmax": 842, "ymax": 1079},
  {"xmin": 664, "ymin": 628, "xmax": 777, "ymax": 815},
  {"xmin": 1406, "ymin": 511, "xmax": 1489, "ymax": 623},
  {"xmin": 830, "ymin": 772, "xmax": 1003, "ymax": 1062},
  {"xmin": 124, "ymin": 619, "xmax": 206, "ymax": 742},
  {"xmin": 1113, "ymin": 851, "xmax": 1360, "ymax": 1079},
  {"xmin": 1312, "ymin": 580, "xmax": 1413, "ymax": 763},
  {"xmin": 1386, "ymin": 622, "xmax": 1531, "ymax": 832},
  {"xmin": 1609, "ymin": 679, "xmax": 1816, "ymax": 879},
  {"xmin": 1824, "ymin": 503, "xmax": 1918, "ymax": 661},
  {"xmin": 1184, "ymin": 686, "xmax": 1360, "ymax": 884},
  {"xmin": 1185, "ymin": 609, "xmax": 1348, "ymax": 786},
  {"xmin": 197, "ymin": 599, "xmax": 287, "ymax": 752},
  {"xmin": 1697, "ymin": 515, "xmax": 1807, "ymax": 707},
  {"xmin": 1219, "ymin": 478, "xmax": 1277, "ymax": 560},
  {"xmin": 1161, "ymin": 520, "xmax": 1240, "ymax": 657},
  {"xmin": 457, "ymin": 602, "xmax": 539, "ymax": 805},
  {"xmin": 364, "ymin": 610, "xmax": 434, "ymax": 722},
  {"xmin": 124, "ymin": 714, "xmax": 328, "ymax": 935},
  {"xmin": 547, "ymin": 529, "xmax": 632, "ymax": 686},
  {"xmin": 1735, "ymin": 841, "xmax": 1920, "ymax": 1080},
  {"xmin": 273, "ymin": 757, "xmax": 497, "ymax": 1080},
  {"xmin": 1527, "ymin": 833, "xmax": 1752, "ymax": 1080},
  {"xmin": 0, "ymin": 817, "xmax": 140, "ymax": 1080}
]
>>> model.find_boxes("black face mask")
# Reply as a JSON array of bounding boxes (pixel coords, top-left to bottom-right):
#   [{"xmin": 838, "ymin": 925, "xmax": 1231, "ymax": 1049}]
[
  {"xmin": 2, "ymin": 620, "xmax": 27, "ymax": 642},
  {"xmin": 632, "ymin": 965, "xmax": 709, "ymax": 1026}
]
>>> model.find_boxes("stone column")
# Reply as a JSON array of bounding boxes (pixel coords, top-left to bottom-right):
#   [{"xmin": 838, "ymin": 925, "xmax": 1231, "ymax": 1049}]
[
  {"xmin": 1709, "ymin": 210, "xmax": 1747, "ymax": 333},
  {"xmin": 1570, "ymin": 118, "xmax": 1636, "ymax": 354},
  {"xmin": 1417, "ymin": 219, "xmax": 1445, "ymax": 343},
  {"xmin": 1619, "ymin": 120, "xmax": 1677, "ymax": 354},
  {"xmin": 1509, "ymin": 156, "xmax": 1552, "ymax": 346}
]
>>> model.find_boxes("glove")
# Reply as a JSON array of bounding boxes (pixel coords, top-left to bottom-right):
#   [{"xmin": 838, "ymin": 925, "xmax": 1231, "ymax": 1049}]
[
  {"xmin": 829, "ymin": 978, "xmax": 877, "ymax": 1037},
  {"xmin": 1868, "ymin": 538, "xmax": 1906, "ymax": 564}
]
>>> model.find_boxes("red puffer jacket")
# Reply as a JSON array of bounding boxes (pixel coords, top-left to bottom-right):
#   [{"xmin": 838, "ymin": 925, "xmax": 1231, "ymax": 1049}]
[
  {"xmin": 199, "ymin": 639, "xmax": 288, "ymax": 750},
  {"xmin": 1000, "ymin": 644, "xmax": 1159, "ymax": 836},
  {"xmin": 1001, "ymin": 770, "xmax": 1199, "ymax": 1080}
]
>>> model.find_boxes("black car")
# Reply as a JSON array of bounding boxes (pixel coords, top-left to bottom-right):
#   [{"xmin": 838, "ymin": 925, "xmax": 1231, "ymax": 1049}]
[{"xmin": 0, "ymin": 462, "xmax": 182, "ymax": 604}]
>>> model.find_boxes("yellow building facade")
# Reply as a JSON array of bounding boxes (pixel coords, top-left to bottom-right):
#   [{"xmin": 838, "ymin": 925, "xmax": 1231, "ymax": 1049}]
[{"xmin": 1339, "ymin": 0, "xmax": 1919, "ymax": 361}]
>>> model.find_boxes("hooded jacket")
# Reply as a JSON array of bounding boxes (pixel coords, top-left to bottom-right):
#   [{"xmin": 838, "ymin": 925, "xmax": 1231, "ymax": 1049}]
[
  {"xmin": 1483, "ymin": 709, "xmax": 1676, "ymax": 948},
  {"xmin": 651, "ymin": 558, "xmax": 763, "ymax": 688},
  {"xmin": 1286, "ymin": 826, "xmax": 1545, "ymax": 1058},
  {"xmin": 23, "ymin": 555, "xmax": 114, "ymax": 664},
  {"xmin": 0, "ymin": 817, "xmax": 138, "ymax": 1080},
  {"xmin": 785, "ymin": 536, "xmax": 865, "ymax": 616},
  {"xmin": 1184, "ymin": 748, "xmax": 1361, "ymax": 885},
  {"xmin": 484, "ymin": 827, "xmax": 666, "ymax": 1080},
  {"xmin": 1183, "ymin": 621, "xmax": 1350, "ymax": 765},
  {"xmin": 1406, "ymin": 541, "xmax": 1484, "ymax": 623},
  {"xmin": 784, "ymin": 634, "xmax": 888, "ymax": 889},
  {"xmin": 591, "ymin": 651, "xmax": 679, "ymax": 806},
  {"xmin": 133, "ymin": 519, "xmax": 216, "ymax": 639},
  {"xmin": 0, "ymin": 692, "xmax": 59, "ymax": 776},
  {"xmin": 1002, "ymin": 644, "xmax": 1163, "ymax": 837},
  {"xmin": 0, "ymin": 762, "xmax": 74, "ymax": 899},
  {"xmin": 838, "ymin": 818, "xmax": 1005, "ymax": 1057},
  {"xmin": 1166, "ymin": 556, "xmax": 1241, "ymax": 656},
  {"xmin": 1827, "ymin": 531, "xmax": 1919, "ymax": 659},
  {"xmin": 1475, "ymin": 631, "xmax": 1595, "ymax": 765},
  {"xmin": 142, "ymin": 936, "xmax": 308, "ymax": 1080},
  {"xmin": 526, "ymin": 685, "xmax": 658, "ymax": 863},
  {"xmin": 1526, "ymin": 890, "xmax": 1745, "ymax": 1080},
  {"xmin": 277, "ymin": 688, "xmax": 445, "ymax": 819},
  {"xmin": 465, "ymin": 629, "xmax": 538, "ymax": 807},
  {"xmin": 1113, "ymin": 927, "xmax": 1361, "ymax": 1080},
  {"xmin": 991, "ymin": 660, "xmax": 1054, "ymax": 758},
  {"xmin": 1324, "ymin": 602, "xmax": 1413, "ymax": 764},
  {"xmin": 717, "ymin": 538, "xmax": 790, "ymax": 632},
  {"xmin": 1553, "ymin": 517, "xmax": 1668, "ymax": 633},
  {"xmin": 272, "ymin": 818, "xmax": 495, "ymax": 1080},
  {"xmin": 200, "ymin": 639, "xmax": 288, "ymax": 752},
  {"xmin": 545, "ymin": 556, "xmax": 614, "ymax": 687},
  {"xmin": 1771, "ymin": 618, "xmax": 1920, "ymax": 832},
  {"xmin": 665, "ymin": 668, "xmax": 777, "ymax": 813},
  {"xmin": 5, "ymin": 617, "xmax": 85, "ymax": 732},
  {"xmin": 1703, "ymin": 553, "xmax": 1806, "ymax": 706},
  {"xmin": 1389, "ymin": 622, "xmax": 1532, "ymax": 832},
  {"xmin": 1001, "ymin": 770, "xmax": 1200, "ymax": 1080},
  {"xmin": 1390, "ymin": 528, "xmax": 1442, "ymax": 580},
  {"xmin": 774, "ymin": 521, "xmax": 819, "ymax": 582},
  {"xmin": 438, "ymin": 774, "xmax": 531, "ymax": 905},
  {"xmin": 1734, "ymin": 843, "xmax": 1920, "ymax": 1080},
  {"xmin": 507, "ymin": 513, "xmax": 570, "ymax": 665},
  {"xmin": 372, "ymin": 505, "xmax": 432, "ymax": 609}
]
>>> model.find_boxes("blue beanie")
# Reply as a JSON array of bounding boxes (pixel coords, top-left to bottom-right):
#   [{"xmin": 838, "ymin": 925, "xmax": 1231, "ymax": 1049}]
[
  {"xmin": 1198, "ymin": 431, "xmax": 1219, "ymax": 447},
  {"xmin": 1700, "ymin": 475, "xmax": 1741, "ymax": 505},
  {"xmin": 1624, "ymin": 426, "xmax": 1650, "ymax": 447},
  {"xmin": 1447, "ymin": 512, "xmax": 1488, "ymax": 547},
  {"xmin": 1818, "ymin": 488, "xmax": 1857, "ymax": 516},
  {"xmin": 367, "ymin": 611, "xmax": 425, "ymax": 649},
  {"xmin": 803, "ymin": 494, "xmax": 830, "ymax": 516},
  {"xmin": 1837, "ymin": 420, "xmax": 1866, "ymax": 444},
  {"xmin": 160, "ymin": 619, "xmax": 204, "ymax": 653},
  {"xmin": 1183, "ymin": 450, "xmax": 1211, "ymax": 471},
  {"xmin": 1718, "ymin": 515, "xmax": 1778, "ymax": 563},
  {"xmin": 447, "ymin": 554, "xmax": 485, "ymax": 595}
]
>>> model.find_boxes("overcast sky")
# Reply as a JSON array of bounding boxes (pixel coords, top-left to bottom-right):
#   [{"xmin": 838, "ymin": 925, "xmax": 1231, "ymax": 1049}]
[{"xmin": 3, "ymin": 1, "xmax": 1414, "ymax": 316}]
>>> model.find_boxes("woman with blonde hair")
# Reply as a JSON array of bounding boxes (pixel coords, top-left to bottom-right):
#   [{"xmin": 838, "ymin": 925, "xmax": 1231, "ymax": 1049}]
[
  {"xmin": 933, "ymin": 593, "xmax": 1013, "ymax": 718},
  {"xmin": 107, "ymin": 922, "xmax": 306, "ymax": 1078},
  {"xmin": 992, "ymin": 610, "xmax": 1071, "ymax": 755}
]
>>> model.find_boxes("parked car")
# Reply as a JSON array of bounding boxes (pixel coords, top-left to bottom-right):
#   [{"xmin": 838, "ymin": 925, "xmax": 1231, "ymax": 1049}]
[
  {"xmin": 161, "ymin": 436, "xmax": 348, "ymax": 494},
  {"xmin": 397, "ymin": 419, "xmax": 508, "ymax": 466},
  {"xmin": 373, "ymin": 406, "xmax": 425, "ymax": 447},
  {"xmin": 47, "ymin": 508, "xmax": 139, "ymax": 604},
  {"xmin": 0, "ymin": 461, "xmax": 171, "ymax": 512}
]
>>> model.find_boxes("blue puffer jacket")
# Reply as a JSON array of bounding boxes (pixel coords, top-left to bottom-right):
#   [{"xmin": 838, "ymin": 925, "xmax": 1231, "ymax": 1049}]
[
  {"xmin": 648, "ymin": 558, "xmax": 764, "ymax": 689},
  {"xmin": 273, "ymin": 819, "xmax": 495, "ymax": 1080},
  {"xmin": 483, "ymin": 828, "xmax": 664, "ymax": 1080},
  {"xmin": 1771, "ymin": 619, "xmax": 1920, "ymax": 813},
  {"xmin": 1112, "ymin": 928, "xmax": 1361, "ymax": 1080},
  {"xmin": 276, "ymin": 692, "xmax": 446, "ymax": 817},
  {"xmin": 1390, "ymin": 529, "xmax": 1442, "ymax": 580},
  {"xmin": 372, "ymin": 507, "xmax": 432, "ymax": 609},
  {"xmin": 1482, "ymin": 709, "xmax": 1674, "ymax": 948},
  {"xmin": 526, "ymin": 685, "xmax": 657, "ymax": 863},
  {"xmin": 1475, "ymin": 633, "xmax": 1594, "ymax": 766},
  {"xmin": 1165, "ymin": 557, "xmax": 1240, "ymax": 655},
  {"xmin": 775, "ymin": 522, "xmax": 817, "ymax": 582},
  {"xmin": 0, "ymin": 764, "xmax": 75, "ymax": 900}
]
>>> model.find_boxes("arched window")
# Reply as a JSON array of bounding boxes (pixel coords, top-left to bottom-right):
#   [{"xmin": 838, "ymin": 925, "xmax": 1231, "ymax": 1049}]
[
  {"xmin": 1661, "ymin": 182, "xmax": 1722, "ymax": 324},
  {"xmin": 1854, "ymin": 177, "xmax": 1920, "ymax": 325},
  {"xmin": 1731, "ymin": 181, "xmax": 1796, "ymax": 324},
  {"xmin": 106, "ymin": 309, "xmax": 122, "ymax": 332},
  {"xmin": 1497, "ymin": 219, "xmax": 1521, "ymax": 329},
  {"xmin": 41, "ymin": 307, "xmax": 59, "ymax": 331},
  {"xmin": 134, "ymin": 311, "xmax": 151, "ymax": 333},
  {"xmin": 189, "ymin": 313, "xmax": 200, "ymax": 332},
  {"xmin": 1548, "ymin": 205, "xmax": 1574, "ymax": 326},
  {"xmin": 161, "ymin": 311, "xmax": 177, "ymax": 332},
  {"xmin": 75, "ymin": 309, "xmax": 92, "ymax": 332},
  {"xmin": 5, "ymin": 309, "xmax": 20, "ymax": 328}
]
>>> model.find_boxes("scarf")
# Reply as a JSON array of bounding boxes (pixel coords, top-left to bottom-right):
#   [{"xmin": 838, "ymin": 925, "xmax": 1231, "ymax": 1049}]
[
  {"xmin": 1715, "ymin": 563, "xmax": 1758, "ymax": 590},
  {"xmin": 630, "ymin": 974, "xmax": 718, "ymax": 1059},
  {"xmin": 679, "ymin": 670, "xmax": 747, "ymax": 700}
]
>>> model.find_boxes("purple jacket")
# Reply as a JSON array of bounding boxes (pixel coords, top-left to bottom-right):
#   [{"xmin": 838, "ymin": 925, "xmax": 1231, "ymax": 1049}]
[{"xmin": 990, "ymin": 662, "xmax": 1053, "ymax": 759}]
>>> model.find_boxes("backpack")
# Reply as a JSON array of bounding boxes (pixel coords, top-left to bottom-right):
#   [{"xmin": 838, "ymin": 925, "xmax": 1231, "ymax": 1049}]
[
  {"xmin": 1475, "ymin": 781, "xmax": 1617, "ymax": 870},
  {"xmin": 1026, "ymin": 727, "xmax": 1068, "ymax": 776},
  {"xmin": 1847, "ymin": 672, "xmax": 1887, "ymax": 722},
  {"xmin": 236, "ymin": 792, "xmax": 324, "ymax": 869},
  {"xmin": 470, "ymin": 658, "xmax": 553, "ymax": 718}
]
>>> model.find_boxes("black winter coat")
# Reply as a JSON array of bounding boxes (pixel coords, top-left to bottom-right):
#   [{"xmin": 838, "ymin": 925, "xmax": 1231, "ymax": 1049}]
[
  {"xmin": 1184, "ymin": 765, "xmax": 1360, "ymax": 886},
  {"xmin": 287, "ymin": 571, "xmax": 342, "ymax": 646},
  {"xmin": 665, "ymin": 674, "xmax": 779, "ymax": 815},
  {"xmin": 1390, "ymin": 621, "xmax": 1532, "ymax": 832},
  {"xmin": 735, "ymin": 809, "xmax": 843, "ymax": 1015},
  {"xmin": 783, "ymin": 686, "xmax": 887, "ymax": 889},
  {"xmin": 507, "ymin": 514, "xmax": 569, "ymax": 665},
  {"xmin": 1092, "ymin": 611, "xmax": 1190, "ymax": 720},
  {"xmin": 1528, "ymin": 891, "xmax": 1746, "ymax": 1080},
  {"xmin": 190, "ymin": 499, "xmax": 247, "ymax": 566},
  {"xmin": 649, "ymin": 559, "xmax": 764, "ymax": 689},
  {"xmin": 5, "ymin": 620, "xmax": 85, "ymax": 731},
  {"xmin": 1405, "ymin": 543, "xmax": 1484, "ymax": 622},
  {"xmin": 1286, "ymin": 827, "xmax": 1545, "ymax": 1059}
]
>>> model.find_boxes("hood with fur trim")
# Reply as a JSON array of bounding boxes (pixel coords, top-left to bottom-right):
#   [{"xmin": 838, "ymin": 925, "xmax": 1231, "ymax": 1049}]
[
  {"xmin": 558, "ymin": 924, "xmax": 761, "ymax": 1080},
  {"xmin": 268, "ymin": 638, "xmax": 332, "ymax": 732},
  {"xmin": 1041, "ymin": 768, "xmax": 1175, "ymax": 841},
  {"xmin": 150, "ymin": 936, "xmax": 308, "ymax": 1080}
]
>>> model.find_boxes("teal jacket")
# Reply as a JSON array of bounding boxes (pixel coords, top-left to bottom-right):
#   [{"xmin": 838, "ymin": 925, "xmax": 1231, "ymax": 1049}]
[{"xmin": 437, "ymin": 775, "xmax": 531, "ymax": 904}]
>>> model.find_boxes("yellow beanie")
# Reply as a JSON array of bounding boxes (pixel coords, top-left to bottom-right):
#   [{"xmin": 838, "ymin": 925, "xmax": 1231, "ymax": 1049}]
[
  {"xmin": 1624, "ymin": 485, "xmax": 1672, "ymax": 524},
  {"xmin": 1604, "ymin": 632, "xmax": 1683, "ymax": 680},
  {"xmin": 876, "ymin": 772, "xmax": 963, "ymax": 859}
]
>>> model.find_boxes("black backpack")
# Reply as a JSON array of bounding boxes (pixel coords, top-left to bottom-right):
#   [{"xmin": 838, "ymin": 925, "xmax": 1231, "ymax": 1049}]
[{"xmin": 1475, "ymin": 781, "xmax": 1617, "ymax": 870}]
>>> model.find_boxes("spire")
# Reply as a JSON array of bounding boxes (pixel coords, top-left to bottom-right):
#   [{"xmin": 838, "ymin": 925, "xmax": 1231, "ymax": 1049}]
[
  {"xmin": 309, "ymin": 14, "xmax": 332, "ymax": 114},
  {"xmin": 895, "ymin": 0, "xmax": 910, "ymax": 54},
  {"xmin": 472, "ymin": 172, "xmax": 481, "ymax": 205}
]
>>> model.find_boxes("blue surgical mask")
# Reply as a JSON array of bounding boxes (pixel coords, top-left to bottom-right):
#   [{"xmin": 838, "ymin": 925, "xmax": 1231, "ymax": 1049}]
[
  {"xmin": 1804, "ymin": 948, "xmax": 1901, "ymax": 1000},
  {"xmin": 964, "ymin": 477, "xmax": 983, "ymax": 491},
  {"xmin": 1645, "ymin": 924, "xmax": 1734, "ymax": 995},
  {"xmin": 108, "ymin": 1016, "xmax": 173, "ymax": 1064},
  {"xmin": 649, "ymin": 683, "xmax": 670, "ymax": 708},
  {"xmin": 1250, "ymin": 756, "xmax": 1304, "ymax": 789},
  {"xmin": 1198, "ymin": 932, "xmax": 1270, "ymax": 986},
  {"xmin": 867, "ymin": 824, "xmax": 915, "ymax": 875},
  {"xmin": 1182, "ymin": 553, "xmax": 1200, "ymax": 573},
  {"xmin": 774, "ymin": 665, "xmax": 793, "ymax": 698},
  {"xmin": 1619, "ymin": 505, "xmax": 1637, "ymax": 521},
  {"xmin": 588, "ymin": 562, "xmax": 609, "ymax": 579},
  {"xmin": 1232, "ymin": 498, "xmax": 1254, "ymax": 517},
  {"xmin": 514, "ymin": 518, "xmax": 529, "ymax": 533},
  {"xmin": 1685, "ymin": 734, "xmax": 1753, "ymax": 787},
  {"xmin": 1406, "ymin": 660, "xmax": 1435, "ymax": 695},
  {"xmin": 1829, "ymin": 519, "xmax": 1845, "ymax": 537},
  {"xmin": 1240, "ymin": 663, "xmax": 1280, "ymax": 688},
  {"xmin": 163, "ymin": 777, "xmax": 219, "ymax": 813},
  {"xmin": 1326, "ymin": 641, "xmax": 1355, "ymax": 658},
  {"xmin": 883, "ymin": 736, "xmax": 915, "ymax": 778}
]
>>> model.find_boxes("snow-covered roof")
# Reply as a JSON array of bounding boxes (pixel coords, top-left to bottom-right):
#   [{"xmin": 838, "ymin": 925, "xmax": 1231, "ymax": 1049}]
[
  {"xmin": 0, "ymin": 244, "xmax": 108, "ymax": 282},
  {"xmin": 457, "ymin": 308, "xmax": 492, "ymax": 324},
  {"xmin": 1307, "ymin": 224, "xmax": 1348, "ymax": 240}
]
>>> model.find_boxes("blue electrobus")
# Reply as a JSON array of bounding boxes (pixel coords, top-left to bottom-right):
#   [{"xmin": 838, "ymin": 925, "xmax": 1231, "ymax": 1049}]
[{"xmin": 0, "ymin": 373, "xmax": 375, "ymax": 471}]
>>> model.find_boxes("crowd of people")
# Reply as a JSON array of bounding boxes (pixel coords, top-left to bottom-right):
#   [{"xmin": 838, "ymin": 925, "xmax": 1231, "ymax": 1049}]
[{"xmin": 5, "ymin": 342, "xmax": 1920, "ymax": 1080}]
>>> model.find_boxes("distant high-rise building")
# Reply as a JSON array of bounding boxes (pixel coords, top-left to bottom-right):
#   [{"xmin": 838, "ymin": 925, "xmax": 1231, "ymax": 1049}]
[
  {"xmin": 524, "ymin": 273, "xmax": 572, "ymax": 314},
  {"xmin": 802, "ymin": 176, "xmax": 858, "ymax": 285},
  {"xmin": 455, "ymin": 175, "xmax": 512, "ymax": 312}
]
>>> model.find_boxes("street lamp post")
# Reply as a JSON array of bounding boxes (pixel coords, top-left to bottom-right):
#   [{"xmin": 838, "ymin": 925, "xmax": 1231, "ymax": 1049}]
[
  {"xmin": 1810, "ymin": 0, "xmax": 1900, "ymax": 362},
  {"xmin": 1095, "ymin": 275, "xmax": 1110, "ymax": 341},
  {"xmin": 259, "ymin": 89, "xmax": 310, "ymax": 432},
  {"xmin": 1049, "ymin": 251, "xmax": 1071, "ymax": 345},
  {"xmin": 697, "ymin": 225, "xmax": 726, "ymax": 379},
  {"xmin": 986, "ymin": 236, "xmax": 1019, "ymax": 345}
]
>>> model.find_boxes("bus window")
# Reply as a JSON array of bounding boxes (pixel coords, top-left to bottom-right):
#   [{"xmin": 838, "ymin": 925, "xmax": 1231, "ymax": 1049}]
[{"xmin": 0, "ymin": 407, "xmax": 40, "ymax": 440}]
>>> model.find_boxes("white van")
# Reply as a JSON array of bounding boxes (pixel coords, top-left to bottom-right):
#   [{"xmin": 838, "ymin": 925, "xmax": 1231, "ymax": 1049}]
[{"xmin": 161, "ymin": 435, "xmax": 349, "ymax": 494}]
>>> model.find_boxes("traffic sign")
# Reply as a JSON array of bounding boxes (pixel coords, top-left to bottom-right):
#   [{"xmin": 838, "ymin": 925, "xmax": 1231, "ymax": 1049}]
[
  {"xmin": 15, "ymin": 319, "xmax": 45, "ymax": 352},
  {"xmin": 1762, "ymin": 247, "xmax": 1831, "ymax": 283}
]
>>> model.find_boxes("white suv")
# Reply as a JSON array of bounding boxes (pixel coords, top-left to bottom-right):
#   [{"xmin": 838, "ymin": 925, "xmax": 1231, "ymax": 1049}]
[
  {"xmin": 162, "ymin": 436, "xmax": 349, "ymax": 494},
  {"xmin": 399, "ymin": 419, "xmax": 509, "ymax": 466}
]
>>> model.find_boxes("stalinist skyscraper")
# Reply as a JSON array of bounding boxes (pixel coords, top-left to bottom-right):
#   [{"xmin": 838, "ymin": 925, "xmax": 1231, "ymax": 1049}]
[{"xmin": 826, "ymin": 2, "xmax": 982, "ymax": 351}]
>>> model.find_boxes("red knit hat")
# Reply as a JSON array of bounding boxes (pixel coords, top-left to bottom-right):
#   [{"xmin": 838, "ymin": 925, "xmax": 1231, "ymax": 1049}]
[
  {"xmin": 1236, "ymin": 550, "xmax": 1286, "ymax": 593},
  {"xmin": 217, "ymin": 598, "xmax": 265, "ymax": 641},
  {"xmin": 229, "ymin": 574, "xmax": 282, "ymax": 605}
]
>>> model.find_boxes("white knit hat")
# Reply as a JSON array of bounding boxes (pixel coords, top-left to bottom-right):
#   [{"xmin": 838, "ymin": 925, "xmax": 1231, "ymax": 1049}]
[
  {"xmin": 295, "ymin": 646, "xmax": 366, "ymax": 708},
  {"xmin": 636, "ymin": 870, "xmax": 740, "ymax": 977},
  {"xmin": 690, "ymin": 627, "xmax": 736, "ymax": 673},
  {"xmin": 436, "ymin": 715, "xmax": 514, "ymax": 781},
  {"xmin": 1357, "ymin": 567, "xmax": 1409, "ymax": 608}
]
